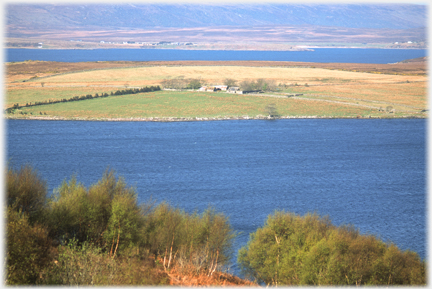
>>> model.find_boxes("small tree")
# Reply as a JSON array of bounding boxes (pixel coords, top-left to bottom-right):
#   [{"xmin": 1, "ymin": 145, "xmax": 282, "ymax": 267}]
[
  {"xmin": 240, "ymin": 80, "xmax": 254, "ymax": 91},
  {"xmin": 186, "ymin": 79, "xmax": 202, "ymax": 90},
  {"xmin": 105, "ymin": 187, "xmax": 142, "ymax": 258},
  {"xmin": 224, "ymin": 78, "xmax": 237, "ymax": 87},
  {"xmin": 265, "ymin": 103, "xmax": 279, "ymax": 118}
]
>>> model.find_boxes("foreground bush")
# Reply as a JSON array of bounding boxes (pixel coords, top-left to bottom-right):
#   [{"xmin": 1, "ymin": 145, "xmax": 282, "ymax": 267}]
[
  {"xmin": 43, "ymin": 239, "xmax": 168, "ymax": 285},
  {"xmin": 6, "ymin": 207, "xmax": 53, "ymax": 285},
  {"xmin": 144, "ymin": 203, "xmax": 235, "ymax": 274},
  {"xmin": 238, "ymin": 211, "xmax": 426, "ymax": 286},
  {"xmin": 7, "ymin": 164, "xmax": 48, "ymax": 225},
  {"xmin": 5, "ymin": 164, "xmax": 235, "ymax": 285}
]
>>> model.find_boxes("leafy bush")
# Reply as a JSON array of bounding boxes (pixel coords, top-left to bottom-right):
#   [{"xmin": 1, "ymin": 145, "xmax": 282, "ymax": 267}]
[
  {"xmin": 44, "ymin": 238, "xmax": 168, "ymax": 285},
  {"xmin": 161, "ymin": 77, "xmax": 201, "ymax": 90},
  {"xmin": 46, "ymin": 170, "xmax": 142, "ymax": 254},
  {"xmin": 240, "ymin": 78, "xmax": 276, "ymax": 91},
  {"xmin": 7, "ymin": 164, "xmax": 48, "ymax": 225},
  {"xmin": 5, "ymin": 164, "xmax": 235, "ymax": 285},
  {"xmin": 144, "ymin": 203, "xmax": 235, "ymax": 274},
  {"xmin": 186, "ymin": 79, "xmax": 202, "ymax": 90},
  {"xmin": 238, "ymin": 211, "xmax": 426, "ymax": 286},
  {"xmin": 6, "ymin": 207, "xmax": 53, "ymax": 285}
]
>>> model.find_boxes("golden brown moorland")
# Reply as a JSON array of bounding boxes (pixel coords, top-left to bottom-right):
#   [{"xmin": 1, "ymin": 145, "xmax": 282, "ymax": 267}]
[{"xmin": 5, "ymin": 59, "xmax": 427, "ymax": 120}]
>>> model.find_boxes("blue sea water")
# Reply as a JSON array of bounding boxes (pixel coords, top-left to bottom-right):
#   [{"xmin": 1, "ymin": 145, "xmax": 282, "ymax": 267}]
[
  {"xmin": 6, "ymin": 119, "xmax": 426, "ymax": 275},
  {"xmin": 6, "ymin": 48, "xmax": 427, "ymax": 64}
]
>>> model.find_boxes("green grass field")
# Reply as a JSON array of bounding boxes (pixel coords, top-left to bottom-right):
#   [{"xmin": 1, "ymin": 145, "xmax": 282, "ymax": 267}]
[{"xmin": 9, "ymin": 90, "xmax": 402, "ymax": 120}]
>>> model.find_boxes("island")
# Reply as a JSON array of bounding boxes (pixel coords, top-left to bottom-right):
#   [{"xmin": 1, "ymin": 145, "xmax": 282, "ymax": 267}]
[{"xmin": 5, "ymin": 58, "xmax": 427, "ymax": 121}]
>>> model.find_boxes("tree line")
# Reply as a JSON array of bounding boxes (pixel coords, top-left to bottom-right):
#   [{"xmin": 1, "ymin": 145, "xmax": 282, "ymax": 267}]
[
  {"xmin": 160, "ymin": 77, "xmax": 203, "ymax": 90},
  {"xmin": 6, "ymin": 164, "xmax": 426, "ymax": 285},
  {"xmin": 5, "ymin": 85, "xmax": 161, "ymax": 114},
  {"xmin": 160, "ymin": 77, "xmax": 278, "ymax": 92}
]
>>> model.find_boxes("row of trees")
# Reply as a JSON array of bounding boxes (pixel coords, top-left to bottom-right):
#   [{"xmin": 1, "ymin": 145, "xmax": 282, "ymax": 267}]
[
  {"xmin": 6, "ymin": 164, "xmax": 234, "ymax": 285},
  {"xmin": 238, "ymin": 211, "xmax": 426, "ymax": 286},
  {"xmin": 160, "ymin": 77, "xmax": 203, "ymax": 90},
  {"xmin": 6, "ymin": 164, "xmax": 426, "ymax": 285},
  {"xmin": 160, "ymin": 77, "xmax": 277, "ymax": 92},
  {"xmin": 239, "ymin": 79, "xmax": 277, "ymax": 92},
  {"xmin": 5, "ymin": 86, "xmax": 161, "ymax": 113}
]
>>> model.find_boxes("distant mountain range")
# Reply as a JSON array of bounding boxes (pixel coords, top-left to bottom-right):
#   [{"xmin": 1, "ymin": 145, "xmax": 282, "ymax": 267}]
[
  {"xmin": 7, "ymin": 3, "xmax": 426, "ymax": 31},
  {"xmin": 6, "ymin": 4, "xmax": 427, "ymax": 46}
]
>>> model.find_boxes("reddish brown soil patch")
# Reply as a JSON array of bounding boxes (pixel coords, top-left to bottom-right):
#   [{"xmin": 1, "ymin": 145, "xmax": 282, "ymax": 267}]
[{"xmin": 166, "ymin": 270, "xmax": 257, "ymax": 286}]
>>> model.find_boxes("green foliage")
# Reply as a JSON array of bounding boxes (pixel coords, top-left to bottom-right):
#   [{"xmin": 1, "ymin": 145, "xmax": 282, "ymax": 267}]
[
  {"xmin": 160, "ymin": 76, "xmax": 188, "ymax": 89},
  {"xmin": 46, "ymin": 169, "xmax": 142, "ymax": 255},
  {"xmin": 186, "ymin": 78, "xmax": 202, "ymax": 90},
  {"xmin": 238, "ymin": 211, "xmax": 426, "ymax": 286},
  {"xmin": 6, "ymin": 207, "xmax": 52, "ymax": 285},
  {"xmin": 44, "ymin": 238, "xmax": 168, "ymax": 285},
  {"xmin": 5, "ymin": 164, "xmax": 235, "ymax": 285},
  {"xmin": 161, "ymin": 77, "xmax": 203, "ymax": 90},
  {"xmin": 104, "ymin": 186, "xmax": 142, "ymax": 257},
  {"xmin": 240, "ymin": 78, "xmax": 276, "ymax": 91},
  {"xmin": 47, "ymin": 176, "xmax": 89, "ymax": 243},
  {"xmin": 144, "ymin": 203, "xmax": 236, "ymax": 273},
  {"xmin": 45, "ymin": 238, "xmax": 110, "ymax": 285},
  {"xmin": 7, "ymin": 164, "xmax": 48, "ymax": 225},
  {"xmin": 265, "ymin": 103, "xmax": 279, "ymax": 118}
]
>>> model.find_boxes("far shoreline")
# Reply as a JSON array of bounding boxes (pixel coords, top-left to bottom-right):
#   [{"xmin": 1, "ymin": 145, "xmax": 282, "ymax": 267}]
[{"xmin": 5, "ymin": 114, "xmax": 426, "ymax": 122}]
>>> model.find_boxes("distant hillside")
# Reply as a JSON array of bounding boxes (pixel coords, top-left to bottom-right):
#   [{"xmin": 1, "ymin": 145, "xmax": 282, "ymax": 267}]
[{"xmin": 7, "ymin": 3, "xmax": 426, "ymax": 31}]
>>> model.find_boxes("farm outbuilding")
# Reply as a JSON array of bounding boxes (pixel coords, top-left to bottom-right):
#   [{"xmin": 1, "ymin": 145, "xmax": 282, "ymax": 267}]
[
  {"xmin": 199, "ymin": 85, "xmax": 228, "ymax": 92},
  {"xmin": 214, "ymin": 85, "xmax": 228, "ymax": 91},
  {"xmin": 198, "ymin": 86, "xmax": 216, "ymax": 92},
  {"xmin": 227, "ymin": 87, "xmax": 241, "ymax": 93}
]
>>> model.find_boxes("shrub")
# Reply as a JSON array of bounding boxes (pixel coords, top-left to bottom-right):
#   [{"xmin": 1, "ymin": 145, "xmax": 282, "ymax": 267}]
[
  {"xmin": 238, "ymin": 211, "xmax": 426, "ymax": 286},
  {"xmin": 186, "ymin": 79, "xmax": 202, "ymax": 90},
  {"xmin": 240, "ymin": 79, "xmax": 276, "ymax": 91},
  {"xmin": 7, "ymin": 164, "xmax": 48, "ymax": 225},
  {"xmin": 5, "ymin": 164, "xmax": 235, "ymax": 285},
  {"xmin": 144, "ymin": 204, "xmax": 235, "ymax": 274},
  {"xmin": 47, "ymin": 176, "xmax": 88, "ymax": 243},
  {"xmin": 45, "ymin": 238, "xmax": 113, "ymax": 285},
  {"xmin": 44, "ymin": 238, "xmax": 168, "ymax": 285},
  {"xmin": 6, "ymin": 207, "xmax": 52, "ymax": 285},
  {"xmin": 47, "ymin": 169, "xmax": 142, "ymax": 254}
]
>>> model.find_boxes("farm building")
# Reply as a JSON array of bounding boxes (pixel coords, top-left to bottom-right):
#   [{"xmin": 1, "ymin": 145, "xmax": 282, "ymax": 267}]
[
  {"xmin": 198, "ymin": 86, "xmax": 217, "ymax": 92},
  {"xmin": 227, "ymin": 87, "xmax": 241, "ymax": 93},
  {"xmin": 199, "ymin": 85, "xmax": 228, "ymax": 92},
  {"xmin": 214, "ymin": 85, "xmax": 228, "ymax": 91}
]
